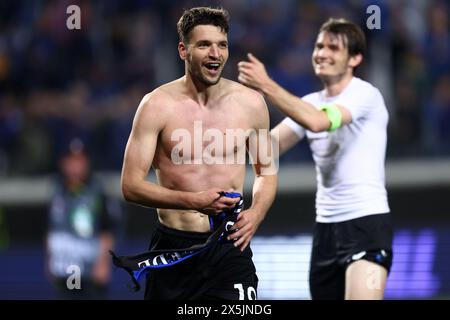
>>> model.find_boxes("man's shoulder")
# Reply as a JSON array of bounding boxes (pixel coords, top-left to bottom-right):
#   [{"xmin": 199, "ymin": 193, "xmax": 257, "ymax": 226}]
[
  {"xmin": 337, "ymin": 77, "xmax": 387, "ymax": 117},
  {"xmin": 350, "ymin": 77, "xmax": 381, "ymax": 96},
  {"xmin": 222, "ymin": 78, "xmax": 265, "ymax": 107},
  {"xmin": 146, "ymin": 80, "xmax": 183, "ymax": 102},
  {"xmin": 138, "ymin": 80, "xmax": 184, "ymax": 112},
  {"xmin": 346, "ymin": 77, "xmax": 386, "ymax": 109}
]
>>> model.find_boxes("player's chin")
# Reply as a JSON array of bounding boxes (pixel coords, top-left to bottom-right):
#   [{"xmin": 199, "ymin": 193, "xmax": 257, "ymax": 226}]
[
  {"xmin": 315, "ymin": 70, "xmax": 337, "ymax": 80},
  {"xmin": 314, "ymin": 67, "xmax": 328, "ymax": 77},
  {"xmin": 204, "ymin": 67, "xmax": 224, "ymax": 82},
  {"xmin": 203, "ymin": 74, "xmax": 222, "ymax": 85}
]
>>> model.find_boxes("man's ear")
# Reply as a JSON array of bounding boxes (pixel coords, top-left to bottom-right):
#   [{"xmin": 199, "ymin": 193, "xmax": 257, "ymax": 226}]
[
  {"xmin": 178, "ymin": 42, "xmax": 187, "ymax": 60},
  {"xmin": 348, "ymin": 53, "xmax": 363, "ymax": 69}
]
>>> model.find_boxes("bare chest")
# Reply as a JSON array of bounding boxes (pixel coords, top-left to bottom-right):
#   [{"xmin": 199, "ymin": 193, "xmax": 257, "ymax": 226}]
[{"xmin": 158, "ymin": 103, "xmax": 253, "ymax": 165}]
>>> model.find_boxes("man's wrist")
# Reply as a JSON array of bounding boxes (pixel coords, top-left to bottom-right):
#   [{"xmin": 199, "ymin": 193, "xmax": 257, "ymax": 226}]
[
  {"xmin": 248, "ymin": 206, "xmax": 266, "ymax": 221},
  {"xmin": 260, "ymin": 78, "xmax": 277, "ymax": 96},
  {"xmin": 178, "ymin": 191, "xmax": 196, "ymax": 210}
]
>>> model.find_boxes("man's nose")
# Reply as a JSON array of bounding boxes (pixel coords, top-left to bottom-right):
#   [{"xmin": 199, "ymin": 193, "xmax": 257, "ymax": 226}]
[
  {"xmin": 316, "ymin": 47, "xmax": 329, "ymax": 58},
  {"xmin": 209, "ymin": 44, "xmax": 220, "ymax": 59}
]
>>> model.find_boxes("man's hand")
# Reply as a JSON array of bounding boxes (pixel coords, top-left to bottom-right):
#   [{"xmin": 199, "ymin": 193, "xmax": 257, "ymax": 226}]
[
  {"xmin": 227, "ymin": 208, "xmax": 263, "ymax": 252},
  {"xmin": 238, "ymin": 53, "xmax": 271, "ymax": 91},
  {"xmin": 192, "ymin": 188, "xmax": 240, "ymax": 215}
]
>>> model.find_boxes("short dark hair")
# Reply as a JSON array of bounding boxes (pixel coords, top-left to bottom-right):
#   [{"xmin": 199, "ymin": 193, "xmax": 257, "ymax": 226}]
[
  {"xmin": 319, "ymin": 18, "xmax": 366, "ymax": 57},
  {"xmin": 177, "ymin": 7, "xmax": 230, "ymax": 43}
]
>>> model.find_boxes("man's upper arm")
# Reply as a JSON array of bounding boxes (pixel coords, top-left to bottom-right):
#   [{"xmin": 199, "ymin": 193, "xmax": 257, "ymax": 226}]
[
  {"xmin": 248, "ymin": 93, "xmax": 277, "ymax": 176},
  {"xmin": 336, "ymin": 104, "xmax": 353, "ymax": 126},
  {"xmin": 332, "ymin": 86, "xmax": 381, "ymax": 127},
  {"xmin": 122, "ymin": 93, "xmax": 166, "ymax": 183},
  {"xmin": 314, "ymin": 103, "xmax": 353, "ymax": 132}
]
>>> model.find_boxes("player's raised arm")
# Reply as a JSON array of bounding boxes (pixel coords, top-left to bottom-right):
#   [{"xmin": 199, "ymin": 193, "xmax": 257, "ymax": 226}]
[{"xmin": 238, "ymin": 53, "xmax": 353, "ymax": 132}]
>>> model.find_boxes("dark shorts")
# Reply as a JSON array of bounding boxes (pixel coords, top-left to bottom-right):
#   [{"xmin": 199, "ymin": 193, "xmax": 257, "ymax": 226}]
[
  {"xmin": 144, "ymin": 222, "xmax": 258, "ymax": 300},
  {"xmin": 309, "ymin": 213, "xmax": 393, "ymax": 300}
]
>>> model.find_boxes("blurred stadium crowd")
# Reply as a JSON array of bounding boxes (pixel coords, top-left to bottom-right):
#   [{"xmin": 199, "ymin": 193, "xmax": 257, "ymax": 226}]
[{"xmin": 0, "ymin": 0, "xmax": 449, "ymax": 176}]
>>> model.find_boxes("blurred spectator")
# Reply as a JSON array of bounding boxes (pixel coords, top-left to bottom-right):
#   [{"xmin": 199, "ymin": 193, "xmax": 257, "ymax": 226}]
[
  {"xmin": 0, "ymin": 208, "xmax": 10, "ymax": 251},
  {"xmin": 0, "ymin": 0, "xmax": 449, "ymax": 171},
  {"xmin": 0, "ymin": 94, "xmax": 22, "ymax": 175},
  {"xmin": 389, "ymin": 75, "xmax": 423, "ymax": 156},
  {"xmin": 423, "ymin": 1, "xmax": 449, "ymax": 82},
  {"xmin": 45, "ymin": 138, "xmax": 122, "ymax": 299},
  {"xmin": 8, "ymin": 91, "xmax": 52, "ymax": 175},
  {"xmin": 423, "ymin": 75, "xmax": 450, "ymax": 155}
]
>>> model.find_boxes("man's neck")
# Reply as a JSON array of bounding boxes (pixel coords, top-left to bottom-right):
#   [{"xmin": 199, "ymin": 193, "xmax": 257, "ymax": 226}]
[
  {"xmin": 183, "ymin": 73, "xmax": 222, "ymax": 106},
  {"xmin": 322, "ymin": 72, "xmax": 354, "ymax": 97}
]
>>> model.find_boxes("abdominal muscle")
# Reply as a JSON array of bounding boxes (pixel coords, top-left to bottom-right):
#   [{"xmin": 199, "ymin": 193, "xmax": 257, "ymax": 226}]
[
  {"xmin": 157, "ymin": 208, "xmax": 211, "ymax": 232},
  {"xmin": 154, "ymin": 163, "xmax": 245, "ymax": 233}
]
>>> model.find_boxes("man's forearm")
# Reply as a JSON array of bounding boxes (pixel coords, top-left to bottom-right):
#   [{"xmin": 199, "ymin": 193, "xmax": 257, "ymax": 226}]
[
  {"xmin": 262, "ymin": 79, "xmax": 329, "ymax": 132},
  {"xmin": 250, "ymin": 174, "xmax": 277, "ymax": 221},
  {"xmin": 98, "ymin": 233, "xmax": 114, "ymax": 265},
  {"xmin": 121, "ymin": 178, "xmax": 194, "ymax": 210}
]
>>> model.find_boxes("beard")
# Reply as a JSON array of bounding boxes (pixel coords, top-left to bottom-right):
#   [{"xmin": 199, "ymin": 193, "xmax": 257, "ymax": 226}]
[
  {"xmin": 188, "ymin": 60, "xmax": 223, "ymax": 87},
  {"xmin": 314, "ymin": 63, "xmax": 349, "ymax": 85},
  {"xmin": 313, "ymin": 55, "xmax": 351, "ymax": 83}
]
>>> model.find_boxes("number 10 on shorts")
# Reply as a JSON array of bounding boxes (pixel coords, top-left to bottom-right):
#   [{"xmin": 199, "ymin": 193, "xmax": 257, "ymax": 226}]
[{"xmin": 234, "ymin": 283, "xmax": 257, "ymax": 300}]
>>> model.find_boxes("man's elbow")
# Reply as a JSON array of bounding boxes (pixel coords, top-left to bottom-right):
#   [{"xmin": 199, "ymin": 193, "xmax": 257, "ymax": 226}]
[
  {"xmin": 121, "ymin": 179, "xmax": 137, "ymax": 203},
  {"xmin": 305, "ymin": 119, "xmax": 329, "ymax": 133},
  {"xmin": 307, "ymin": 123, "xmax": 324, "ymax": 133}
]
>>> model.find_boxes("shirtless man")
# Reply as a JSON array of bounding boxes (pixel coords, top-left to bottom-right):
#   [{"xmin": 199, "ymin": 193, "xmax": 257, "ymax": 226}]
[{"xmin": 119, "ymin": 7, "xmax": 277, "ymax": 300}]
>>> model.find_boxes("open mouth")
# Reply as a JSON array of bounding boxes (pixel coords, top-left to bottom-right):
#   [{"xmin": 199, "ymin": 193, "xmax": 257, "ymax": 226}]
[
  {"xmin": 315, "ymin": 61, "xmax": 333, "ymax": 67},
  {"xmin": 204, "ymin": 63, "xmax": 221, "ymax": 72}
]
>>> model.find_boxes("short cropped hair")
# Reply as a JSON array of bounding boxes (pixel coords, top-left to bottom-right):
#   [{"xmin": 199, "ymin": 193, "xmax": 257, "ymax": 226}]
[
  {"xmin": 177, "ymin": 7, "xmax": 230, "ymax": 43},
  {"xmin": 319, "ymin": 18, "xmax": 366, "ymax": 57}
]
